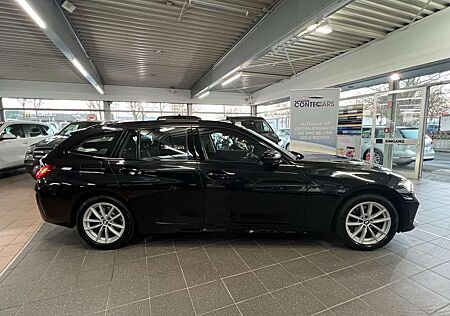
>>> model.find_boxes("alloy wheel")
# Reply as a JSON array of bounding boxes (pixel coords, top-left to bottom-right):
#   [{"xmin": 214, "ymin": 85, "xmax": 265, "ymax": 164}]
[
  {"xmin": 345, "ymin": 201, "xmax": 391, "ymax": 245},
  {"xmin": 82, "ymin": 202, "xmax": 125, "ymax": 244}
]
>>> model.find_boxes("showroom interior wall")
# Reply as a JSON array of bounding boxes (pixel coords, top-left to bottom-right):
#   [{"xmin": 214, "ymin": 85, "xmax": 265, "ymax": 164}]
[{"xmin": 252, "ymin": 7, "xmax": 450, "ymax": 105}]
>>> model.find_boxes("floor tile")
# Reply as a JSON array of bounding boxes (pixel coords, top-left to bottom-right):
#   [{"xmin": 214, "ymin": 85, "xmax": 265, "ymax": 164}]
[
  {"xmin": 146, "ymin": 253, "xmax": 180, "ymax": 275},
  {"xmin": 307, "ymin": 251, "xmax": 349, "ymax": 273},
  {"xmin": 329, "ymin": 266, "xmax": 382, "ymax": 295},
  {"xmin": 64, "ymin": 284, "xmax": 110, "ymax": 316},
  {"xmin": 151, "ymin": 290, "xmax": 195, "ymax": 316},
  {"xmin": 361, "ymin": 287, "xmax": 426, "ymax": 315},
  {"xmin": 112, "ymin": 258, "xmax": 147, "ymax": 282},
  {"xmin": 182, "ymin": 261, "xmax": 220, "ymax": 287},
  {"xmin": 410, "ymin": 270, "xmax": 450, "ymax": 300},
  {"xmin": 189, "ymin": 280, "xmax": 234, "ymax": 314},
  {"xmin": 107, "ymin": 276, "xmax": 149, "ymax": 309},
  {"xmin": 146, "ymin": 240, "xmax": 174, "ymax": 257},
  {"xmin": 238, "ymin": 294, "xmax": 286, "ymax": 316},
  {"xmin": 223, "ymin": 272, "xmax": 267, "ymax": 302},
  {"xmin": 115, "ymin": 244, "xmax": 146, "ymax": 264},
  {"xmin": 203, "ymin": 305, "xmax": 241, "ymax": 316},
  {"xmin": 388, "ymin": 278, "xmax": 449, "ymax": 314},
  {"xmin": 177, "ymin": 246, "xmax": 210, "ymax": 267},
  {"xmin": 330, "ymin": 298, "xmax": 380, "ymax": 316},
  {"xmin": 253, "ymin": 264, "xmax": 297, "ymax": 291},
  {"xmin": 303, "ymin": 275, "xmax": 355, "ymax": 307},
  {"xmin": 281, "ymin": 258, "xmax": 324, "ymax": 282},
  {"xmin": 272, "ymin": 284, "xmax": 326, "ymax": 316},
  {"xmin": 16, "ymin": 294, "xmax": 68, "ymax": 316},
  {"xmin": 106, "ymin": 299, "xmax": 150, "ymax": 316},
  {"xmin": 148, "ymin": 267, "xmax": 185, "ymax": 297}
]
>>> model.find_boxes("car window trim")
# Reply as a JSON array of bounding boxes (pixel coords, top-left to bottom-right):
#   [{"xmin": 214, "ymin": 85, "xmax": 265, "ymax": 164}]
[{"xmin": 192, "ymin": 126, "xmax": 290, "ymax": 164}]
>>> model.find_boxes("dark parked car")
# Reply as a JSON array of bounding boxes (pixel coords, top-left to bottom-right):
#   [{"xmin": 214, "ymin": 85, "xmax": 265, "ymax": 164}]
[
  {"xmin": 35, "ymin": 118, "xmax": 418, "ymax": 250},
  {"xmin": 25, "ymin": 121, "xmax": 106, "ymax": 177},
  {"xmin": 227, "ymin": 116, "xmax": 281, "ymax": 144}
]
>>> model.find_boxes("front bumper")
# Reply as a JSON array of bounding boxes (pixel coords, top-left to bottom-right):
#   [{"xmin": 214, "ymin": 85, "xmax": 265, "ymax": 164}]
[{"xmin": 397, "ymin": 194, "xmax": 419, "ymax": 232}]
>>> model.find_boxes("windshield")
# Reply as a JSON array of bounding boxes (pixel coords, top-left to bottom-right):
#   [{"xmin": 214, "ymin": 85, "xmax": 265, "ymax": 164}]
[
  {"xmin": 239, "ymin": 120, "xmax": 273, "ymax": 133},
  {"xmin": 58, "ymin": 122, "xmax": 99, "ymax": 136},
  {"xmin": 399, "ymin": 128, "xmax": 419, "ymax": 139}
]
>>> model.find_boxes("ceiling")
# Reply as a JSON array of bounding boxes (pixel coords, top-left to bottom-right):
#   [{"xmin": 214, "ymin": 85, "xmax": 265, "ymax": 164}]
[
  {"xmin": 212, "ymin": 0, "xmax": 450, "ymax": 93},
  {"xmin": 0, "ymin": 0, "xmax": 448, "ymax": 95},
  {"xmin": 0, "ymin": 0, "xmax": 279, "ymax": 89}
]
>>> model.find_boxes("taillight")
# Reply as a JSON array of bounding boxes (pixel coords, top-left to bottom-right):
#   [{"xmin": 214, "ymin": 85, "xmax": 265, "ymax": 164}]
[{"xmin": 36, "ymin": 165, "xmax": 55, "ymax": 180}]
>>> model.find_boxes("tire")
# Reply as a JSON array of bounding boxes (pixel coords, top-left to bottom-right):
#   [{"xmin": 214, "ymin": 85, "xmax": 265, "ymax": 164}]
[
  {"xmin": 76, "ymin": 196, "xmax": 135, "ymax": 250},
  {"xmin": 364, "ymin": 149, "xmax": 383, "ymax": 165},
  {"xmin": 335, "ymin": 194, "xmax": 398, "ymax": 250}
]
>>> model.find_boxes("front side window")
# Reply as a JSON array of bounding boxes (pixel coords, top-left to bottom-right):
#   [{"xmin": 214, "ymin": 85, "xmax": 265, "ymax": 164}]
[
  {"xmin": 1, "ymin": 124, "xmax": 25, "ymax": 138},
  {"xmin": 198, "ymin": 128, "xmax": 270, "ymax": 162},
  {"xmin": 139, "ymin": 127, "xmax": 193, "ymax": 161},
  {"xmin": 74, "ymin": 132, "xmax": 120, "ymax": 157}
]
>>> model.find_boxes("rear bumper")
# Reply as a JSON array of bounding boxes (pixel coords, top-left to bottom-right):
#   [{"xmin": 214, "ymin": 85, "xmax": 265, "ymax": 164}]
[{"xmin": 35, "ymin": 183, "xmax": 74, "ymax": 228}]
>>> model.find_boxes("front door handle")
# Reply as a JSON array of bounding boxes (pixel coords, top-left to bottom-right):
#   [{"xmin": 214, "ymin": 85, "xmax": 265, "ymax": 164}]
[
  {"xmin": 206, "ymin": 170, "xmax": 235, "ymax": 180},
  {"xmin": 119, "ymin": 167, "xmax": 141, "ymax": 175}
]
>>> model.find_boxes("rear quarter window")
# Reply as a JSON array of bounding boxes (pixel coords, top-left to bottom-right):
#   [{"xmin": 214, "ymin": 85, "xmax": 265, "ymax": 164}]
[{"xmin": 73, "ymin": 132, "xmax": 121, "ymax": 157}]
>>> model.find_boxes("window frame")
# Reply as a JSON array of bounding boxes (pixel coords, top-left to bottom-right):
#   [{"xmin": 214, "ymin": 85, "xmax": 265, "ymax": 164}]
[
  {"xmin": 194, "ymin": 126, "xmax": 276, "ymax": 164},
  {"xmin": 116, "ymin": 126, "xmax": 195, "ymax": 162},
  {"xmin": 70, "ymin": 131, "xmax": 123, "ymax": 159}
]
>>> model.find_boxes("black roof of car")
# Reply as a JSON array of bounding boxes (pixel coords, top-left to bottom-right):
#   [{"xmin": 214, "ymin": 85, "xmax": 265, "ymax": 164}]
[
  {"xmin": 105, "ymin": 119, "xmax": 235, "ymax": 130},
  {"xmin": 226, "ymin": 116, "xmax": 266, "ymax": 121}
]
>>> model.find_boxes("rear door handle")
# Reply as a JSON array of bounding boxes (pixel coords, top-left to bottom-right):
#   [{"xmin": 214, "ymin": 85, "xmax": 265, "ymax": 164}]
[{"xmin": 207, "ymin": 170, "xmax": 235, "ymax": 180}]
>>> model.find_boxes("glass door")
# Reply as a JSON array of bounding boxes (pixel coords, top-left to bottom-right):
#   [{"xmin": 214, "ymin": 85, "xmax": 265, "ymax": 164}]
[{"xmin": 369, "ymin": 87, "xmax": 427, "ymax": 179}]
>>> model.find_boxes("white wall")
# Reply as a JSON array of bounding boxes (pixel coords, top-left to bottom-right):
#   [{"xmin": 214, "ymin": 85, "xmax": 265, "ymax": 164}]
[
  {"xmin": 0, "ymin": 80, "xmax": 249, "ymax": 106},
  {"xmin": 252, "ymin": 7, "xmax": 450, "ymax": 105}
]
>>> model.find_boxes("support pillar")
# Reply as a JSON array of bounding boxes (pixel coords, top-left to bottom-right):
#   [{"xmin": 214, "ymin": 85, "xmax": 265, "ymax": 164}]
[
  {"xmin": 103, "ymin": 101, "xmax": 113, "ymax": 121},
  {"xmin": 0, "ymin": 97, "xmax": 5, "ymax": 122}
]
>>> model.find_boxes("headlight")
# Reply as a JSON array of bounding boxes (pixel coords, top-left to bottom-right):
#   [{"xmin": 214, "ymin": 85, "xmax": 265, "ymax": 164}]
[{"xmin": 399, "ymin": 178, "xmax": 414, "ymax": 193}]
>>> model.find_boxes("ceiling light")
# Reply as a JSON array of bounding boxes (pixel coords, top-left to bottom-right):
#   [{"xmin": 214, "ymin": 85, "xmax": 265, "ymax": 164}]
[
  {"xmin": 307, "ymin": 24, "xmax": 318, "ymax": 32},
  {"xmin": 390, "ymin": 72, "xmax": 401, "ymax": 81},
  {"xmin": 95, "ymin": 84, "xmax": 104, "ymax": 95},
  {"xmin": 316, "ymin": 25, "xmax": 333, "ymax": 34},
  {"xmin": 61, "ymin": 0, "xmax": 76, "ymax": 13},
  {"xmin": 16, "ymin": 0, "xmax": 46, "ymax": 29},
  {"xmin": 198, "ymin": 91, "xmax": 210, "ymax": 99},
  {"xmin": 71, "ymin": 58, "xmax": 88, "ymax": 77},
  {"xmin": 221, "ymin": 72, "xmax": 242, "ymax": 86}
]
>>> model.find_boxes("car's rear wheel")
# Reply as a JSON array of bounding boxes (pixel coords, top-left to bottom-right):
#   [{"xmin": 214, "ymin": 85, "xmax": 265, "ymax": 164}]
[
  {"xmin": 76, "ymin": 196, "xmax": 134, "ymax": 249},
  {"xmin": 336, "ymin": 194, "xmax": 398, "ymax": 250},
  {"xmin": 364, "ymin": 149, "xmax": 383, "ymax": 165}
]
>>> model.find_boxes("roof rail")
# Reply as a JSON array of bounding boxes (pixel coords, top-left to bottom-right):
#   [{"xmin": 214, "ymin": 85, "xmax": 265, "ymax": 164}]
[{"xmin": 156, "ymin": 115, "xmax": 201, "ymax": 120}]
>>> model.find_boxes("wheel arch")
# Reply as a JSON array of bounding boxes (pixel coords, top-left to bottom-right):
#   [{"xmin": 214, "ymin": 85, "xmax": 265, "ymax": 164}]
[
  {"xmin": 331, "ymin": 185, "xmax": 405, "ymax": 232},
  {"xmin": 70, "ymin": 190, "xmax": 133, "ymax": 227}
]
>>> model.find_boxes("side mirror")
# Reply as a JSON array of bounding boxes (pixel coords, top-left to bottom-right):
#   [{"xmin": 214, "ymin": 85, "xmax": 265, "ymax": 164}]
[
  {"xmin": 0, "ymin": 133, "xmax": 17, "ymax": 141},
  {"xmin": 259, "ymin": 150, "xmax": 282, "ymax": 170}
]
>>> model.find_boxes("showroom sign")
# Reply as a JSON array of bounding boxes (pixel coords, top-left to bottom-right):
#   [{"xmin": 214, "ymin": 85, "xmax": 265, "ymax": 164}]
[{"xmin": 290, "ymin": 88, "xmax": 340, "ymax": 154}]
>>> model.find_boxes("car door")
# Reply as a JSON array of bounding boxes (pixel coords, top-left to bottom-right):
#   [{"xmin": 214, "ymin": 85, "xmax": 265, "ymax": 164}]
[
  {"xmin": 194, "ymin": 126, "xmax": 309, "ymax": 230},
  {"xmin": 0, "ymin": 123, "xmax": 27, "ymax": 168},
  {"xmin": 109, "ymin": 126, "xmax": 203, "ymax": 232}
]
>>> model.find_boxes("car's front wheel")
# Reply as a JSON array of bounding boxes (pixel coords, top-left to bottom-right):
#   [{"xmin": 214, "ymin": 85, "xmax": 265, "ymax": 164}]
[
  {"xmin": 336, "ymin": 194, "xmax": 398, "ymax": 250},
  {"xmin": 76, "ymin": 196, "xmax": 134, "ymax": 250}
]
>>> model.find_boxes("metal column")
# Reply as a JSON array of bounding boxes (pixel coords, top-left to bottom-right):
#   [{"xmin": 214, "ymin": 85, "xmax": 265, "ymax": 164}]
[
  {"xmin": 250, "ymin": 104, "xmax": 257, "ymax": 116},
  {"xmin": 103, "ymin": 101, "xmax": 113, "ymax": 121},
  {"xmin": 187, "ymin": 103, "xmax": 193, "ymax": 116},
  {"xmin": 0, "ymin": 97, "xmax": 4, "ymax": 122}
]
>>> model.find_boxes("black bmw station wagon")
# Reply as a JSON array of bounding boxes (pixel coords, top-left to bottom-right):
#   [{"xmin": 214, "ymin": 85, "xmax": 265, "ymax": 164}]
[{"xmin": 35, "ymin": 117, "xmax": 419, "ymax": 250}]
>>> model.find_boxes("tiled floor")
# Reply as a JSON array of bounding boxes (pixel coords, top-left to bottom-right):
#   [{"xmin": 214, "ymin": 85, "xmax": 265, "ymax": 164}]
[
  {"xmin": 1, "ymin": 174, "xmax": 450, "ymax": 315},
  {"xmin": 0, "ymin": 171, "xmax": 42, "ymax": 272}
]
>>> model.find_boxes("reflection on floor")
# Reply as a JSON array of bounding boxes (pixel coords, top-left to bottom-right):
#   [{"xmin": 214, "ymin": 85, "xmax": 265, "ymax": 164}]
[
  {"xmin": 0, "ymin": 175, "xmax": 450, "ymax": 315},
  {"xmin": 0, "ymin": 171, "xmax": 42, "ymax": 272}
]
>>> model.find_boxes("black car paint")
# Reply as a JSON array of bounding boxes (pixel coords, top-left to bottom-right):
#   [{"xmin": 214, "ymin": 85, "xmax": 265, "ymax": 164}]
[
  {"xmin": 24, "ymin": 121, "xmax": 105, "ymax": 176},
  {"xmin": 35, "ymin": 120, "xmax": 419, "ymax": 235}
]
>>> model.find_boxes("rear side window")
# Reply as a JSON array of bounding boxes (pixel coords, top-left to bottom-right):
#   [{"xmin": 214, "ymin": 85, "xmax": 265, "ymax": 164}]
[
  {"xmin": 74, "ymin": 132, "xmax": 121, "ymax": 157},
  {"xmin": 24, "ymin": 124, "xmax": 46, "ymax": 137},
  {"xmin": 139, "ymin": 127, "xmax": 193, "ymax": 161}
]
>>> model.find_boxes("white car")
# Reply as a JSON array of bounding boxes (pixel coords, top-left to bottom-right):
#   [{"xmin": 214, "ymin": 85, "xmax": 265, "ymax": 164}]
[{"xmin": 0, "ymin": 121, "xmax": 55, "ymax": 170}]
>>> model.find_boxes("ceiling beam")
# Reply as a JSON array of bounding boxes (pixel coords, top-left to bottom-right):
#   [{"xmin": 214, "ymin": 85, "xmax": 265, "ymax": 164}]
[
  {"xmin": 16, "ymin": 0, "xmax": 104, "ymax": 94},
  {"xmin": 190, "ymin": 0, "xmax": 352, "ymax": 97}
]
